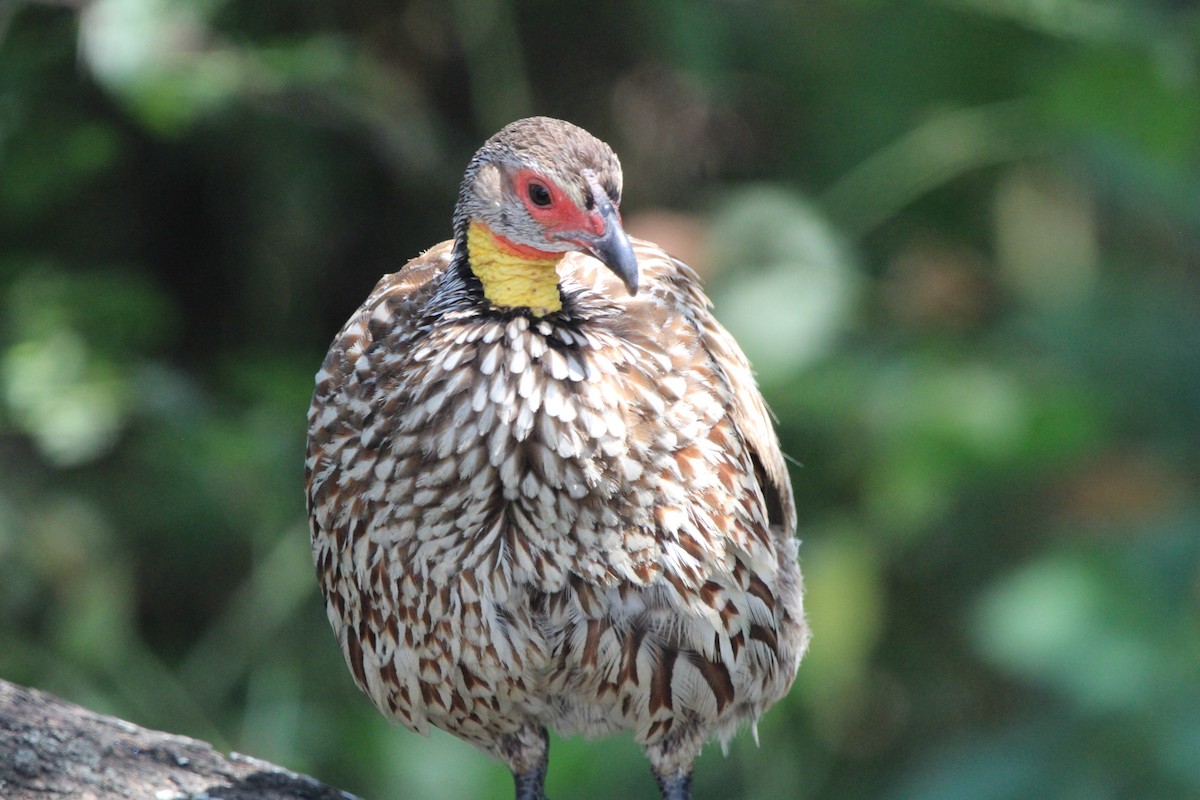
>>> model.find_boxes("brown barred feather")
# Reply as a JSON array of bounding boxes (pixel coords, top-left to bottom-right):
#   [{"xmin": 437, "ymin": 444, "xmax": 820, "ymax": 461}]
[{"xmin": 305, "ymin": 117, "xmax": 809, "ymax": 798}]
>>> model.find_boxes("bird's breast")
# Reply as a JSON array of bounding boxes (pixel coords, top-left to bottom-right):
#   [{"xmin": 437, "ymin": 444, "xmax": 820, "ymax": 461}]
[{"xmin": 375, "ymin": 309, "xmax": 679, "ymax": 592}]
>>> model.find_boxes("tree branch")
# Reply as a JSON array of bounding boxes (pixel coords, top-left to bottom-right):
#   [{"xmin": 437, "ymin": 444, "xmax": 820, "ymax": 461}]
[{"xmin": 0, "ymin": 678, "xmax": 359, "ymax": 800}]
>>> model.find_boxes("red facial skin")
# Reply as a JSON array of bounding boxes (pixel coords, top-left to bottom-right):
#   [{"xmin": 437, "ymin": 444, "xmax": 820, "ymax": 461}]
[{"xmin": 513, "ymin": 168, "xmax": 613, "ymax": 251}]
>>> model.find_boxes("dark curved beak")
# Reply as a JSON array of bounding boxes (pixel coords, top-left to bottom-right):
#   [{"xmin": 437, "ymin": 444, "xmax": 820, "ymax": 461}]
[
  {"xmin": 576, "ymin": 186, "xmax": 639, "ymax": 296},
  {"xmin": 588, "ymin": 203, "xmax": 639, "ymax": 296}
]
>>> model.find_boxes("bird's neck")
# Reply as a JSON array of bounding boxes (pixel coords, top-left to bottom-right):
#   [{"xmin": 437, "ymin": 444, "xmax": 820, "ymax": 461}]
[{"xmin": 466, "ymin": 222, "xmax": 564, "ymax": 316}]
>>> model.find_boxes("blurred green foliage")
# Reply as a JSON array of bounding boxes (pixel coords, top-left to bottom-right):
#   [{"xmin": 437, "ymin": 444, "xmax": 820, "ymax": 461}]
[{"xmin": 1, "ymin": 1, "xmax": 1198, "ymax": 798}]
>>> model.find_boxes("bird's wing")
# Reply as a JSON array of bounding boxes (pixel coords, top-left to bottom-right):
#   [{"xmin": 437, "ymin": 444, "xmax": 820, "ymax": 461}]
[
  {"xmin": 306, "ymin": 241, "xmax": 454, "ymax": 523},
  {"xmin": 560, "ymin": 237, "xmax": 797, "ymax": 572},
  {"xmin": 680, "ymin": 258, "xmax": 798, "ymax": 536},
  {"xmin": 631, "ymin": 240, "xmax": 797, "ymax": 538},
  {"xmin": 304, "ymin": 241, "xmax": 455, "ymax": 721}
]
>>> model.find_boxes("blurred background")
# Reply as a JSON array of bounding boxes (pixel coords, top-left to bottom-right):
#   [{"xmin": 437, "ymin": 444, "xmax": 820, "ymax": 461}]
[{"xmin": 1, "ymin": 0, "xmax": 1198, "ymax": 798}]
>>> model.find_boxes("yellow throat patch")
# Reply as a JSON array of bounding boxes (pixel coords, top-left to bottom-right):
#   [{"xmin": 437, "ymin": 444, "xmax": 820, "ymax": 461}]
[{"xmin": 466, "ymin": 222, "xmax": 564, "ymax": 315}]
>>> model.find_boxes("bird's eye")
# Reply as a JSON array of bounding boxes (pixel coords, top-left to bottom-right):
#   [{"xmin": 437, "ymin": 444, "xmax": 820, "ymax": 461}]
[{"xmin": 527, "ymin": 182, "xmax": 552, "ymax": 207}]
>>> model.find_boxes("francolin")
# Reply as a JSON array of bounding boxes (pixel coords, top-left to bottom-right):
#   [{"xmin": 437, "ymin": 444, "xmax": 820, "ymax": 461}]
[{"xmin": 305, "ymin": 117, "xmax": 809, "ymax": 800}]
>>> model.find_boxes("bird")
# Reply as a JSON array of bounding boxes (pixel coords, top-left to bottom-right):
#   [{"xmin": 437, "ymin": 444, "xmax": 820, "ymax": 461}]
[{"xmin": 305, "ymin": 117, "xmax": 809, "ymax": 800}]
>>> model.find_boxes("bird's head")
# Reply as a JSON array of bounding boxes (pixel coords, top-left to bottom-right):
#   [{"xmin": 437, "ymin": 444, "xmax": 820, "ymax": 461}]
[{"xmin": 453, "ymin": 117, "xmax": 638, "ymax": 315}]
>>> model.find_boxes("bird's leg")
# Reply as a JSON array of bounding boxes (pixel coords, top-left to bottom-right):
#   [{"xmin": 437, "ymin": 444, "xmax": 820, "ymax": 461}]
[
  {"xmin": 506, "ymin": 726, "xmax": 550, "ymax": 800},
  {"xmin": 646, "ymin": 734, "xmax": 702, "ymax": 800},
  {"xmin": 513, "ymin": 760, "xmax": 548, "ymax": 800},
  {"xmin": 652, "ymin": 769, "xmax": 693, "ymax": 800}
]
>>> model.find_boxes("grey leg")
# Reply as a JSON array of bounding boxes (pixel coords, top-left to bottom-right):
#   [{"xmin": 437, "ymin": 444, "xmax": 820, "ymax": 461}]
[
  {"xmin": 653, "ymin": 770, "xmax": 693, "ymax": 800},
  {"xmin": 510, "ymin": 726, "xmax": 549, "ymax": 800}
]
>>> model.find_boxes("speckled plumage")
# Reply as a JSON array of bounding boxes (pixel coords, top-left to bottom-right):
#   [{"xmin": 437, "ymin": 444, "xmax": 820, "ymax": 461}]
[{"xmin": 306, "ymin": 118, "xmax": 808, "ymax": 799}]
